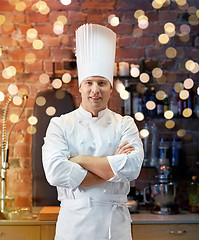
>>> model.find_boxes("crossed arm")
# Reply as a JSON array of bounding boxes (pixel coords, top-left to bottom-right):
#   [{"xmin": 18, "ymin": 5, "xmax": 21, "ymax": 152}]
[{"xmin": 70, "ymin": 142, "xmax": 134, "ymax": 187}]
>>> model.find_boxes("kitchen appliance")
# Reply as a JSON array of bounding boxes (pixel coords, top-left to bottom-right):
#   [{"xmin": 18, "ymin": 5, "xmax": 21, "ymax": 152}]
[{"xmin": 144, "ymin": 165, "xmax": 178, "ymax": 215}]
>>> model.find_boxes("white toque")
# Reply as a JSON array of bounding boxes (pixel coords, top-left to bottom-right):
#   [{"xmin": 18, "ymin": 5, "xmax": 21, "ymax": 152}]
[{"xmin": 75, "ymin": 23, "xmax": 116, "ymax": 86}]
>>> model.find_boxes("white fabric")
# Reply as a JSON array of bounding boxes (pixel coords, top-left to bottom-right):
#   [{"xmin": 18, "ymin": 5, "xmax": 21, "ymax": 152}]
[
  {"xmin": 76, "ymin": 24, "xmax": 116, "ymax": 86},
  {"xmin": 42, "ymin": 106, "xmax": 144, "ymax": 240}
]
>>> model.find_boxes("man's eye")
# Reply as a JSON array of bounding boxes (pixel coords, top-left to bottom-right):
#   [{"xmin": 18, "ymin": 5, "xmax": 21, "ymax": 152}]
[
  {"xmin": 99, "ymin": 81, "xmax": 105, "ymax": 85},
  {"xmin": 86, "ymin": 81, "xmax": 92, "ymax": 85}
]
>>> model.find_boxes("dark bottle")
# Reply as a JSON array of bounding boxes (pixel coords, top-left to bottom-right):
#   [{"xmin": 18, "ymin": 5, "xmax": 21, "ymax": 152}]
[
  {"xmin": 169, "ymin": 89, "xmax": 178, "ymax": 117},
  {"xmin": 171, "ymin": 138, "xmax": 182, "ymax": 167},
  {"xmin": 186, "ymin": 90, "xmax": 194, "ymax": 113},
  {"xmin": 124, "ymin": 80, "xmax": 132, "ymax": 116},
  {"xmin": 188, "ymin": 176, "xmax": 199, "ymax": 213},
  {"xmin": 163, "ymin": 94, "xmax": 169, "ymax": 114},
  {"xmin": 157, "ymin": 99, "xmax": 164, "ymax": 117},
  {"xmin": 194, "ymin": 93, "xmax": 199, "ymax": 118},
  {"xmin": 148, "ymin": 87, "xmax": 157, "ymax": 117},
  {"xmin": 142, "ymin": 87, "xmax": 149, "ymax": 117},
  {"xmin": 177, "ymin": 94, "xmax": 183, "ymax": 117}
]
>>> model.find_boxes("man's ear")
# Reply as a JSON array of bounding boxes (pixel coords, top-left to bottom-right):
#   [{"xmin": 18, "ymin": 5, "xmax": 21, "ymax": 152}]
[{"xmin": 79, "ymin": 85, "xmax": 82, "ymax": 93}]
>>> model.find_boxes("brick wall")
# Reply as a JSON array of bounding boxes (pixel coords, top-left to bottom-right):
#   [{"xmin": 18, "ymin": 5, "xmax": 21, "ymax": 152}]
[{"xmin": 0, "ymin": 0, "xmax": 199, "ymax": 208}]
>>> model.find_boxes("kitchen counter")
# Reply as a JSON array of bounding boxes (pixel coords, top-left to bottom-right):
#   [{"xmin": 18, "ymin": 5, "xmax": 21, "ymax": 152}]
[
  {"xmin": 0, "ymin": 207, "xmax": 198, "ymax": 225},
  {"xmin": 131, "ymin": 210, "xmax": 199, "ymax": 224}
]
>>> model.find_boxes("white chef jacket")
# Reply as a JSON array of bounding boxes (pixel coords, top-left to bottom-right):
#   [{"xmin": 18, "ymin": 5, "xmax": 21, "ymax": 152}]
[{"xmin": 42, "ymin": 106, "xmax": 144, "ymax": 240}]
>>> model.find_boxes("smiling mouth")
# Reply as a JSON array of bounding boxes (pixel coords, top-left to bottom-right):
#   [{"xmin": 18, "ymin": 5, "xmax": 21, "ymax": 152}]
[{"xmin": 89, "ymin": 96, "xmax": 101, "ymax": 101}]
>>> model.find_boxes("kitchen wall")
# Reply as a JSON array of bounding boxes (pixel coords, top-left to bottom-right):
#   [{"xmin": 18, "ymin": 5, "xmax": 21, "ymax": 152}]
[{"xmin": 0, "ymin": 0, "xmax": 199, "ymax": 208}]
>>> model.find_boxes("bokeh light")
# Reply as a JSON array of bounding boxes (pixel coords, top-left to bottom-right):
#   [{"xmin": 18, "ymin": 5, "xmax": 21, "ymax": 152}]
[
  {"xmin": 28, "ymin": 116, "xmax": 38, "ymax": 125},
  {"xmin": 57, "ymin": 16, "xmax": 68, "ymax": 25},
  {"xmin": 13, "ymin": 95, "xmax": 22, "ymax": 105},
  {"xmin": 164, "ymin": 22, "xmax": 175, "ymax": 34},
  {"xmin": 177, "ymin": 129, "xmax": 186, "ymax": 137},
  {"xmin": 175, "ymin": 0, "xmax": 187, "ymax": 6},
  {"xmin": 139, "ymin": 73, "xmax": 150, "ymax": 83},
  {"xmin": 152, "ymin": 67, "xmax": 163, "ymax": 78},
  {"xmin": 26, "ymin": 28, "xmax": 38, "ymax": 40},
  {"xmin": 120, "ymin": 90, "xmax": 129, "ymax": 100},
  {"xmin": 36, "ymin": 96, "xmax": 46, "ymax": 106},
  {"xmin": 39, "ymin": 73, "xmax": 50, "ymax": 84},
  {"xmin": 55, "ymin": 89, "xmax": 66, "ymax": 100},
  {"xmin": 15, "ymin": 1, "xmax": 26, "ymax": 11},
  {"xmin": 108, "ymin": 14, "xmax": 120, "ymax": 27},
  {"xmin": 46, "ymin": 106, "xmax": 56, "ymax": 116},
  {"xmin": 164, "ymin": 110, "xmax": 174, "ymax": 119},
  {"xmin": 52, "ymin": 78, "xmax": 62, "ymax": 89},
  {"xmin": 184, "ymin": 78, "xmax": 194, "ymax": 89},
  {"xmin": 136, "ymin": 83, "xmax": 146, "ymax": 94},
  {"xmin": 179, "ymin": 89, "xmax": 189, "ymax": 100},
  {"xmin": 134, "ymin": 10, "xmax": 145, "ymax": 19},
  {"xmin": 33, "ymin": 39, "xmax": 43, "ymax": 50},
  {"xmin": 130, "ymin": 65, "xmax": 140, "ymax": 78},
  {"xmin": 115, "ymin": 80, "xmax": 125, "ymax": 93},
  {"xmin": 182, "ymin": 108, "xmax": 192, "ymax": 118},
  {"xmin": 140, "ymin": 128, "xmax": 149, "ymax": 138},
  {"xmin": 8, "ymin": 84, "xmax": 18, "ymax": 95},
  {"xmin": 0, "ymin": 15, "xmax": 6, "ymax": 25},
  {"xmin": 174, "ymin": 82, "xmax": 184, "ymax": 93},
  {"xmin": 25, "ymin": 53, "xmax": 36, "ymax": 64},
  {"xmin": 62, "ymin": 73, "xmax": 72, "ymax": 83},
  {"xmin": 60, "ymin": 0, "xmax": 71, "ymax": 5},
  {"xmin": 165, "ymin": 120, "xmax": 175, "ymax": 129},
  {"xmin": 9, "ymin": 114, "xmax": 19, "ymax": 123},
  {"xmin": 156, "ymin": 90, "xmax": 166, "ymax": 100},
  {"xmin": 134, "ymin": 112, "xmax": 144, "ymax": 121},
  {"xmin": 158, "ymin": 33, "xmax": 170, "ymax": 44},
  {"xmin": 27, "ymin": 126, "xmax": 37, "ymax": 135},
  {"xmin": 180, "ymin": 24, "xmax": 190, "ymax": 34},
  {"xmin": 166, "ymin": 47, "xmax": 177, "ymax": 58},
  {"xmin": 0, "ymin": 91, "xmax": 5, "ymax": 102},
  {"xmin": 146, "ymin": 100, "xmax": 156, "ymax": 110}
]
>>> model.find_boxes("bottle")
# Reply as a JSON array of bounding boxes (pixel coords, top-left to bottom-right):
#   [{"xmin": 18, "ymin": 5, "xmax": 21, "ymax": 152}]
[
  {"xmin": 158, "ymin": 138, "xmax": 170, "ymax": 166},
  {"xmin": 142, "ymin": 87, "xmax": 149, "ymax": 117},
  {"xmin": 171, "ymin": 138, "xmax": 182, "ymax": 167},
  {"xmin": 142, "ymin": 122, "xmax": 150, "ymax": 167},
  {"xmin": 133, "ymin": 92, "xmax": 139, "ymax": 114},
  {"xmin": 177, "ymin": 94, "xmax": 183, "ymax": 117},
  {"xmin": 163, "ymin": 94, "xmax": 169, "ymax": 114},
  {"xmin": 124, "ymin": 80, "xmax": 132, "ymax": 115},
  {"xmin": 169, "ymin": 89, "xmax": 178, "ymax": 117},
  {"xmin": 188, "ymin": 176, "xmax": 199, "ymax": 213},
  {"xmin": 148, "ymin": 87, "xmax": 157, "ymax": 117},
  {"xmin": 150, "ymin": 123, "xmax": 158, "ymax": 167},
  {"xmin": 156, "ymin": 98, "xmax": 164, "ymax": 117},
  {"xmin": 194, "ymin": 94, "xmax": 199, "ymax": 118},
  {"xmin": 187, "ymin": 90, "xmax": 193, "ymax": 110},
  {"xmin": 137, "ymin": 99, "xmax": 143, "ymax": 113}
]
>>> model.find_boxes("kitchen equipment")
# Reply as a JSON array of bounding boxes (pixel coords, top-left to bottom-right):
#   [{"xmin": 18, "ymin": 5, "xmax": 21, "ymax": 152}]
[
  {"xmin": 126, "ymin": 198, "xmax": 138, "ymax": 213},
  {"xmin": 144, "ymin": 164, "xmax": 178, "ymax": 214},
  {"xmin": 144, "ymin": 182, "xmax": 177, "ymax": 214}
]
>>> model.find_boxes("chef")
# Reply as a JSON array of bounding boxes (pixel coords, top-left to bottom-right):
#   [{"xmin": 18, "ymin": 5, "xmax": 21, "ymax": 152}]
[{"xmin": 42, "ymin": 23, "xmax": 144, "ymax": 240}]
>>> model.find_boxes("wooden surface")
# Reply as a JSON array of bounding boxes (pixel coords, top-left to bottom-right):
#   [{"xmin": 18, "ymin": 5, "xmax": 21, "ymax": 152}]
[{"xmin": 37, "ymin": 206, "xmax": 60, "ymax": 221}]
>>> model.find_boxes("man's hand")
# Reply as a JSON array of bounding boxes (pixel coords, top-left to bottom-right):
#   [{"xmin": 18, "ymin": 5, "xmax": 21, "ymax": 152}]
[{"xmin": 115, "ymin": 142, "xmax": 135, "ymax": 155}]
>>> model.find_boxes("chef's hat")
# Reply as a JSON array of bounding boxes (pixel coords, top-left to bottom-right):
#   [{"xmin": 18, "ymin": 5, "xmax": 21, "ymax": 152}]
[{"xmin": 76, "ymin": 23, "xmax": 116, "ymax": 86}]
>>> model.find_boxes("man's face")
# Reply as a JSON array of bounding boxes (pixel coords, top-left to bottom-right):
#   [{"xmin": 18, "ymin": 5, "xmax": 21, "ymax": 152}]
[{"xmin": 79, "ymin": 76, "xmax": 112, "ymax": 117}]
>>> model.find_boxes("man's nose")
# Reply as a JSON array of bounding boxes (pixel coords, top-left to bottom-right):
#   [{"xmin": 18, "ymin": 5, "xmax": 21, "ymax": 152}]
[{"xmin": 91, "ymin": 83, "xmax": 100, "ymax": 93}]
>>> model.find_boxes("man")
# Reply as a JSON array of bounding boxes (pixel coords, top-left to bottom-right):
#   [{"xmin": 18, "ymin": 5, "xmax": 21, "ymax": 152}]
[{"xmin": 42, "ymin": 23, "xmax": 144, "ymax": 240}]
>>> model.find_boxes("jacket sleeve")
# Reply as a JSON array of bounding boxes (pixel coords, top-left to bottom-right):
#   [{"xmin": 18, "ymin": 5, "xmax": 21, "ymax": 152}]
[
  {"xmin": 107, "ymin": 116, "xmax": 144, "ymax": 182},
  {"xmin": 42, "ymin": 116, "xmax": 88, "ymax": 190}
]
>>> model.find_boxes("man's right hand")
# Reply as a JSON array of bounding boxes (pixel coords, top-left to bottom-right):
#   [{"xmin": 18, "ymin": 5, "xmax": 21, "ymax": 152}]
[{"xmin": 115, "ymin": 142, "xmax": 135, "ymax": 155}]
